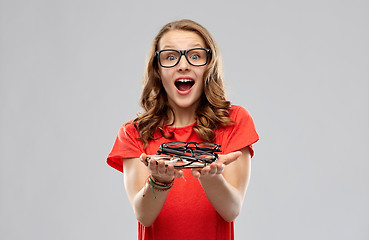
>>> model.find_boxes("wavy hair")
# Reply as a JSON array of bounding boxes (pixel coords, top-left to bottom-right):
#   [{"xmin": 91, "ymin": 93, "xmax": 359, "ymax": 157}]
[{"xmin": 131, "ymin": 19, "xmax": 234, "ymax": 147}]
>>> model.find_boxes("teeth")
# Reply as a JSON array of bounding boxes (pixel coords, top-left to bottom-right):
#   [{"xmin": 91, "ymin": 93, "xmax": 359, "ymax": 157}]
[{"xmin": 176, "ymin": 79, "xmax": 194, "ymax": 83}]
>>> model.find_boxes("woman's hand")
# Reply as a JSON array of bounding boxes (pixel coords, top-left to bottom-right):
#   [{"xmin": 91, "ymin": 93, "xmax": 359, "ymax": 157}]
[
  {"xmin": 190, "ymin": 148, "xmax": 250, "ymax": 222},
  {"xmin": 140, "ymin": 153, "xmax": 184, "ymax": 183},
  {"xmin": 191, "ymin": 151, "xmax": 242, "ymax": 179}
]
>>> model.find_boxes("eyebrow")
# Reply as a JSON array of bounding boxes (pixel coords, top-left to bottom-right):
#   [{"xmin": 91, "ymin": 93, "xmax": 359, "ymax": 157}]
[{"xmin": 161, "ymin": 43, "xmax": 204, "ymax": 50}]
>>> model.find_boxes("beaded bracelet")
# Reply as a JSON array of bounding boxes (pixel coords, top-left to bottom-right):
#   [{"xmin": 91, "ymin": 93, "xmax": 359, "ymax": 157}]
[
  {"xmin": 144, "ymin": 175, "xmax": 174, "ymax": 199},
  {"xmin": 150, "ymin": 175, "xmax": 174, "ymax": 188}
]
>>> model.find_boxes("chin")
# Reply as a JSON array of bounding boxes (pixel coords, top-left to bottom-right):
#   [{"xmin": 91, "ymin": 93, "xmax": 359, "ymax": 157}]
[{"xmin": 173, "ymin": 99, "xmax": 200, "ymax": 110}]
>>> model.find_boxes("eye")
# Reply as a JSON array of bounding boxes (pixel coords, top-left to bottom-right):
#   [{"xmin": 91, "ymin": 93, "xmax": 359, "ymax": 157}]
[
  {"xmin": 160, "ymin": 50, "xmax": 179, "ymax": 62},
  {"xmin": 188, "ymin": 49, "xmax": 205, "ymax": 61},
  {"xmin": 167, "ymin": 55, "xmax": 177, "ymax": 61}
]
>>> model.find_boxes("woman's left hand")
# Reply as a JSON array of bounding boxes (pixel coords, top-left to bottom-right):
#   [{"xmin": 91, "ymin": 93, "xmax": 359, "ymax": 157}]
[{"xmin": 191, "ymin": 151, "xmax": 242, "ymax": 178}]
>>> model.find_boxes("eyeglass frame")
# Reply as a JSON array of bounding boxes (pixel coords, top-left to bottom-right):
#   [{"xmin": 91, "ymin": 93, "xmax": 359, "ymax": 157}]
[
  {"xmin": 157, "ymin": 148, "xmax": 217, "ymax": 164},
  {"xmin": 147, "ymin": 155, "xmax": 210, "ymax": 169},
  {"xmin": 161, "ymin": 141, "xmax": 221, "ymax": 152},
  {"xmin": 155, "ymin": 48, "xmax": 212, "ymax": 68},
  {"xmin": 157, "ymin": 142, "xmax": 221, "ymax": 164}
]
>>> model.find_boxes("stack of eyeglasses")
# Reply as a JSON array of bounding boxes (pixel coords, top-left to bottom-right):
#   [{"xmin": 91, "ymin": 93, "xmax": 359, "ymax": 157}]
[{"xmin": 147, "ymin": 142, "xmax": 221, "ymax": 169}]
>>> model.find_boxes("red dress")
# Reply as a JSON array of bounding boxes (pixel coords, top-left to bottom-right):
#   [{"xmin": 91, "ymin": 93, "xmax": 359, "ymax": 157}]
[{"xmin": 107, "ymin": 105, "xmax": 259, "ymax": 240}]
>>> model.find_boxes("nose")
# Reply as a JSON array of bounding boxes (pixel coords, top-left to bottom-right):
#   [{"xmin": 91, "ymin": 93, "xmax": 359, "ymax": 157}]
[{"xmin": 177, "ymin": 54, "xmax": 190, "ymax": 71}]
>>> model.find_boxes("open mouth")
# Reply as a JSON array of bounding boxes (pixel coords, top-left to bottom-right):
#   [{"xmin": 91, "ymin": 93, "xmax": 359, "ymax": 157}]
[{"xmin": 175, "ymin": 79, "xmax": 195, "ymax": 91}]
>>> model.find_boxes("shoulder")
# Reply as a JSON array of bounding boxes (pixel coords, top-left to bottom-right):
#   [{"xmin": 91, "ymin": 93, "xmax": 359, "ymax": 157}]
[
  {"xmin": 117, "ymin": 120, "xmax": 139, "ymax": 140},
  {"xmin": 229, "ymin": 105, "xmax": 251, "ymax": 122},
  {"xmin": 217, "ymin": 105, "xmax": 259, "ymax": 155}
]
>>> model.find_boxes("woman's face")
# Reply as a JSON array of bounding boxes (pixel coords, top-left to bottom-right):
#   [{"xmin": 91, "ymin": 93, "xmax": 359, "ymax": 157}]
[{"xmin": 157, "ymin": 30, "xmax": 207, "ymax": 111}]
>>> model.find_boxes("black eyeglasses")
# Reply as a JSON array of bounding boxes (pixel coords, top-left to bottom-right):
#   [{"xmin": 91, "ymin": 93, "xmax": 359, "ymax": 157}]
[
  {"xmin": 151, "ymin": 141, "xmax": 221, "ymax": 168},
  {"xmin": 155, "ymin": 48, "xmax": 211, "ymax": 68},
  {"xmin": 161, "ymin": 142, "xmax": 221, "ymax": 152}
]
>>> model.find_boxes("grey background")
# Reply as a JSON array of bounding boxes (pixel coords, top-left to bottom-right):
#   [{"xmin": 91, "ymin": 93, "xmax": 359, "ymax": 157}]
[{"xmin": 1, "ymin": 0, "xmax": 368, "ymax": 239}]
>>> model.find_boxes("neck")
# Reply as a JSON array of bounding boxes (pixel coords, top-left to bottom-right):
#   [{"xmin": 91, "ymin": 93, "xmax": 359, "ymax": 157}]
[{"xmin": 168, "ymin": 104, "xmax": 198, "ymax": 128}]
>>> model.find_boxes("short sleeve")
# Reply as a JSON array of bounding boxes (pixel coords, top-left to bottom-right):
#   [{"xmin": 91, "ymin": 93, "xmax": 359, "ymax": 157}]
[
  {"xmin": 222, "ymin": 106, "xmax": 259, "ymax": 157},
  {"xmin": 106, "ymin": 122, "xmax": 144, "ymax": 172}
]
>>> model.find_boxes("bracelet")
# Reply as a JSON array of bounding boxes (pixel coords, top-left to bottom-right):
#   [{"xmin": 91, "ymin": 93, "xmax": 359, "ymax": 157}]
[
  {"xmin": 143, "ymin": 175, "xmax": 174, "ymax": 199},
  {"xmin": 150, "ymin": 175, "xmax": 175, "ymax": 188}
]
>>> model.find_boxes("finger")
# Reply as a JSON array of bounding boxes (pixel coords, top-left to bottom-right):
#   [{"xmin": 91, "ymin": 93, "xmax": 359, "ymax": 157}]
[
  {"xmin": 216, "ymin": 163, "xmax": 225, "ymax": 174},
  {"xmin": 201, "ymin": 166, "xmax": 211, "ymax": 176},
  {"xmin": 208, "ymin": 164, "xmax": 217, "ymax": 175},
  {"xmin": 191, "ymin": 168, "xmax": 201, "ymax": 178},
  {"xmin": 148, "ymin": 158, "xmax": 157, "ymax": 172},
  {"xmin": 175, "ymin": 169, "xmax": 184, "ymax": 179},
  {"xmin": 140, "ymin": 153, "xmax": 148, "ymax": 166},
  {"xmin": 157, "ymin": 160, "xmax": 166, "ymax": 175},
  {"xmin": 166, "ymin": 164, "xmax": 175, "ymax": 176},
  {"xmin": 218, "ymin": 151, "xmax": 242, "ymax": 165}
]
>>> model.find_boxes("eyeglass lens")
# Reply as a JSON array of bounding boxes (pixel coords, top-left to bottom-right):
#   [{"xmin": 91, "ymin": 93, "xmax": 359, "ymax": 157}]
[
  {"xmin": 164, "ymin": 142, "xmax": 218, "ymax": 151},
  {"xmin": 159, "ymin": 48, "xmax": 208, "ymax": 67},
  {"xmin": 195, "ymin": 143, "xmax": 219, "ymax": 150}
]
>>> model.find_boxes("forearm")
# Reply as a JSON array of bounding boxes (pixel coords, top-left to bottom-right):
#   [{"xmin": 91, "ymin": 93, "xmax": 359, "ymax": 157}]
[
  {"xmin": 124, "ymin": 156, "xmax": 181, "ymax": 227},
  {"xmin": 131, "ymin": 181, "xmax": 170, "ymax": 227},
  {"xmin": 199, "ymin": 174, "xmax": 243, "ymax": 222},
  {"xmin": 194, "ymin": 148, "xmax": 251, "ymax": 222}
]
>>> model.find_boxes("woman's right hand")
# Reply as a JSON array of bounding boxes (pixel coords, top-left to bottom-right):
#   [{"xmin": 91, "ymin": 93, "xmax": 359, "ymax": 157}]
[{"xmin": 140, "ymin": 153, "xmax": 184, "ymax": 183}]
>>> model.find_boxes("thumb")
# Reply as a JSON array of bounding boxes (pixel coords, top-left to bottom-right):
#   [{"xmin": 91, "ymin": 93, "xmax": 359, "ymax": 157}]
[
  {"xmin": 217, "ymin": 151, "xmax": 242, "ymax": 165},
  {"xmin": 140, "ymin": 153, "xmax": 148, "ymax": 166}
]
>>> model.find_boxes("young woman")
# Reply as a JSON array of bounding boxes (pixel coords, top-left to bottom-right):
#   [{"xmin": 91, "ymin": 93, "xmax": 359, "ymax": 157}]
[{"xmin": 107, "ymin": 19, "xmax": 259, "ymax": 240}]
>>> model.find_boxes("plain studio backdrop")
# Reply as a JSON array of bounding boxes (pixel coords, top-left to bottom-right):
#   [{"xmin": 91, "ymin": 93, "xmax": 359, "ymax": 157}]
[{"xmin": 1, "ymin": 0, "xmax": 368, "ymax": 239}]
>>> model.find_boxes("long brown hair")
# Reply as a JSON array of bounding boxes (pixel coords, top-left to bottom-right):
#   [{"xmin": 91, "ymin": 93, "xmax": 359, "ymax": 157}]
[{"xmin": 132, "ymin": 19, "xmax": 234, "ymax": 147}]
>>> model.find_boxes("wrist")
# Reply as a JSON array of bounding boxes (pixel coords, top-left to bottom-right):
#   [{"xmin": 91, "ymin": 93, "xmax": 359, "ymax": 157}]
[
  {"xmin": 151, "ymin": 174, "xmax": 175, "ymax": 184},
  {"xmin": 198, "ymin": 173, "xmax": 223, "ymax": 183},
  {"xmin": 143, "ymin": 175, "xmax": 174, "ymax": 199}
]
